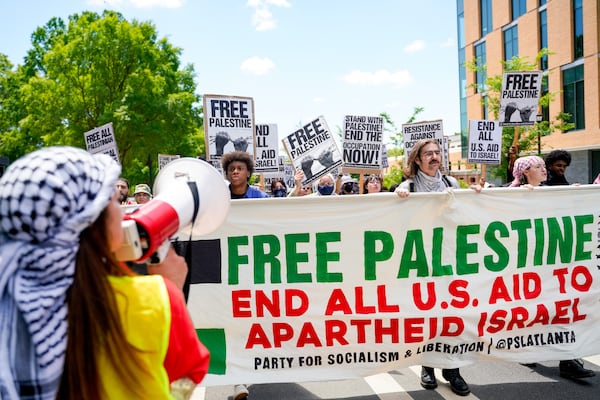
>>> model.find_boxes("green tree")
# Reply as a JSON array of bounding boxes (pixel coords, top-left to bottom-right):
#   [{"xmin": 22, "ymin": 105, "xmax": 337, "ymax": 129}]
[
  {"xmin": 0, "ymin": 10, "xmax": 203, "ymax": 186},
  {"xmin": 466, "ymin": 50, "xmax": 573, "ymax": 181},
  {"xmin": 382, "ymin": 107, "xmax": 424, "ymax": 158}
]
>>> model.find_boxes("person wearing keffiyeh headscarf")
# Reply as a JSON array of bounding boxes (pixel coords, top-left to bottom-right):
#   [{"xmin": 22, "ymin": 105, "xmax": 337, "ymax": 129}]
[
  {"xmin": 0, "ymin": 146, "xmax": 209, "ymax": 399},
  {"xmin": 508, "ymin": 155, "xmax": 547, "ymax": 187}
]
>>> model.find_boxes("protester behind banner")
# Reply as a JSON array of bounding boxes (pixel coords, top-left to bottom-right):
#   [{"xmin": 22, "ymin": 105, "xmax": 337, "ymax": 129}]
[
  {"xmin": 339, "ymin": 174, "xmax": 358, "ymax": 195},
  {"xmin": 508, "ymin": 155, "xmax": 595, "ymax": 380},
  {"xmin": 395, "ymin": 138, "xmax": 481, "ymax": 396},
  {"xmin": 287, "ymin": 169, "xmax": 312, "ymax": 197},
  {"xmin": 282, "ymin": 116, "xmax": 343, "ymax": 186},
  {"xmin": 221, "ymin": 151, "xmax": 268, "ymax": 199},
  {"xmin": 544, "ymin": 149, "xmax": 572, "ymax": 186},
  {"xmin": 309, "ymin": 173, "xmax": 337, "ymax": 196},
  {"xmin": 363, "ymin": 174, "xmax": 385, "ymax": 193},
  {"xmin": 402, "ymin": 120, "xmax": 446, "ymax": 172}
]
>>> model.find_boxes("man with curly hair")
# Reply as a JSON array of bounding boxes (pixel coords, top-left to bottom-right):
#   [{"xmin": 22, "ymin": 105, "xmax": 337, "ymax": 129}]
[
  {"xmin": 544, "ymin": 149, "xmax": 572, "ymax": 185},
  {"xmin": 221, "ymin": 151, "xmax": 268, "ymax": 199}
]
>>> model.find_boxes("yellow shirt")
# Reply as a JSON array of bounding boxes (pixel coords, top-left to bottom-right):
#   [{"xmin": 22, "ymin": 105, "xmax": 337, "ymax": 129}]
[{"xmin": 99, "ymin": 275, "xmax": 172, "ymax": 399}]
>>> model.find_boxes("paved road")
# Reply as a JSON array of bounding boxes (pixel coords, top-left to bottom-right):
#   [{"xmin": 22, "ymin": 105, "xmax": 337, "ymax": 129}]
[{"xmin": 191, "ymin": 354, "xmax": 600, "ymax": 399}]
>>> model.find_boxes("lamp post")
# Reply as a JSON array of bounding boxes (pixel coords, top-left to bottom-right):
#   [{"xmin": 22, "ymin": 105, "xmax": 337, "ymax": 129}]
[{"xmin": 536, "ymin": 114, "xmax": 543, "ymax": 154}]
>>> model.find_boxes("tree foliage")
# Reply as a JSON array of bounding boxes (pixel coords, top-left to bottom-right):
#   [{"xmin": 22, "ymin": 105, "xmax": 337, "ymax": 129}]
[
  {"xmin": 0, "ymin": 10, "xmax": 204, "ymax": 186},
  {"xmin": 382, "ymin": 106, "xmax": 424, "ymax": 158},
  {"xmin": 466, "ymin": 50, "xmax": 574, "ymax": 181}
]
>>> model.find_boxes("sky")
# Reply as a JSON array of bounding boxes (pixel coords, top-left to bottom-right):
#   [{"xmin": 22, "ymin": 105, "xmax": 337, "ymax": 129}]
[{"xmin": 1, "ymin": 0, "xmax": 461, "ymax": 146}]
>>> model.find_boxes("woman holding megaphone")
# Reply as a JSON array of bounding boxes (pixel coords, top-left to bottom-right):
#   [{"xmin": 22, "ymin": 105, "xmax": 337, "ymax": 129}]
[{"xmin": 0, "ymin": 147, "xmax": 209, "ymax": 399}]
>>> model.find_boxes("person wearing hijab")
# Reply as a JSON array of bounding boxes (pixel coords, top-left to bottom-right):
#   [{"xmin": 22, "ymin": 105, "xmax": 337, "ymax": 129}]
[
  {"xmin": 310, "ymin": 173, "xmax": 337, "ymax": 196},
  {"xmin": 0, "ymin": 146, "xmax": 209, "ymax": 399}
]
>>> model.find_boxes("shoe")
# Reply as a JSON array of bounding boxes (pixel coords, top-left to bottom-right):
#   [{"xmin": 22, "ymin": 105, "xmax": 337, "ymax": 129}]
[
  {"xmin": 559, "ymin": 359, "xmax": 596, "ymax": 379},
  {"xmin": 442, "ymin": 368, "xmax": 470, "ymax": 396},
  {"xmin": 233, "ymin": 384, "xmax": 249, "ymax": 400},
  {"xmin": 420, "ymin": 366, "xmax": 437, "ymax": 389}
]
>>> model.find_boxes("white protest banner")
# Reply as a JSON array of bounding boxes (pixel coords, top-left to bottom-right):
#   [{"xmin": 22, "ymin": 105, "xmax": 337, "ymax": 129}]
[
  {"xmin": 83, "ymin": 122, "xmax": 120, "ymax": 163},
  {"xmin": 281, "ymin": 115, "xmax": 343, "ymax": 186},
  {"xmin": 468, "ymin": 120, "xmax": 502, "ymax": 164},
  {"xmin": 255, "ymin": 124, "xmax": 279, "ymax": 172},
  {"xmin": 158, "ymin": 153, "xmax": 180, "ymax": 170},
  {"xmin": 402, "ymin": 120, "xmax": 445, "ymax": 165},
  {"xmin": 342, "ymin": 115, "xmax": 384, "ymax": 169},
  {"xmin": 499, "ymin": 71, "xmax": 543, "ymax": 126},
  {"xmin": 184, "ymin": 185, "xmax": 600, "ymax": 386},
  {"xmin": 203, "ymin": 94, "xmax": 255, "ymax": 161}
]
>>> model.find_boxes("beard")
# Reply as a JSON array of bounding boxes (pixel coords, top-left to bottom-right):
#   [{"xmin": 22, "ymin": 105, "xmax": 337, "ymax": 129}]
[{"xmin": 118, "ymin": 192, "xmax": 128, "ymax": 203}]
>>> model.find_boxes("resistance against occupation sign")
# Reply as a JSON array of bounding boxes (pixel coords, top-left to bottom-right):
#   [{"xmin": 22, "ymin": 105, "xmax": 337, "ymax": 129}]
[
  {"xmin": 467, "ymin": 120, "xmax": 502, "ymax": 164},
  {"xmin": 342, "ymin": 115, "xmax": 384, "ymax": 169},
  {"xmin": 281, "ymin": 116, "xmax": 343, "ymax": 186},
  {"xmin": 83, "ymin": 122, "xmax": 120, "ymax": 164},
  {"xmin": 499, "ymin": 71, "xmax": 543, "ymax": 126},
  {"xmin": 402, "ymin": 120, "xmax": 446, "ymax": 169},
  {"xmin": 183, "ymin": 185, "xmax": 600, "ymax": 386},
  {"xmin": 203, "ymin": 94, "xmax": 255, "ymax": 161},
  {"xmin": 254, "ymin": 124, "xmax": 279, "ymax": 172}
]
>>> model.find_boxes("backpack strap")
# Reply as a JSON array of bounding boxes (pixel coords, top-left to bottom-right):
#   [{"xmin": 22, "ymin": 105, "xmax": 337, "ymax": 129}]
[{"xmin": 442, "ymin": 175, "xmax": 452, "ymax": 188}]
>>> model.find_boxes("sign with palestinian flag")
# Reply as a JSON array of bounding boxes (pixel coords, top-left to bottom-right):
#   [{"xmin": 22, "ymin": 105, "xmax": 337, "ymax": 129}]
[{"xmin": 183, "ymin": 186, "xmax": 600, "ymax": 386}]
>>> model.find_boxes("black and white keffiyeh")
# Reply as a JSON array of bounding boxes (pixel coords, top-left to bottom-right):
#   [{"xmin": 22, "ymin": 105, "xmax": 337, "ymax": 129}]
[{"xmin": 0, "ymin": 146, "xmax": 121, "ymax": 399}]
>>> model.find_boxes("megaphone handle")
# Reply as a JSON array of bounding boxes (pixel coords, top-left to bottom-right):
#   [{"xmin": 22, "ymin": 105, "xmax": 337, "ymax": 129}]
[{"xmin": 150, "ymin": 240, "xmax": 171, "ymax": 264}]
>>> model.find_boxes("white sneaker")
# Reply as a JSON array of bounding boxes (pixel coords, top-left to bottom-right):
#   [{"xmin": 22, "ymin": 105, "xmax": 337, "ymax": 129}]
[{"xmin": 233, "ymin": 384, "xmax": 249, "ymax": 400}]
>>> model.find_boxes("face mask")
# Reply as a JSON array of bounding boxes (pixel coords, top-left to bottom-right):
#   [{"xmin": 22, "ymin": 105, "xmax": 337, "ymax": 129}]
[
  {"xmin": 273, "ymin": 188, "xmax": 286, "ymax": 197},
  {"xmin": 318, "ymin": 185, "xmax": 334, "ymax": 195}
]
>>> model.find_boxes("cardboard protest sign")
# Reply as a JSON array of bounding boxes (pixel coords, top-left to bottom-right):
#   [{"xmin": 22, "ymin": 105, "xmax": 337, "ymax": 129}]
[
  {"xmin": 263, "ymin": 156, "xmax": 294, "ymax": 192},
  {"xmin": 158, "ymin": 153, "xmax": 180, "ymax": 170},
  {"xmin": 183, "ymin": 185, "xmax": 600, "ymax": 386},
  {"xmin": 83, "ymin": 122, "xmax": 119, "ymax": 163},
  {"xmin": 381, "ymin": 144, "xmax": 389, "ymax": 169},
  {"xmin": 467, "ymin": 120, "xmax": 502, "ymax": 164},
  {"xmin": 254, "ymin": 124, "xmax": 279, "ymax": 172},
  {"xmin": 281, "ymin": 115, "xmax": 343, "ymax": 186},
  {"xmin": 203, "ymin": 94, "xmax": 255, "ymax": 161},
  {"xmin": 342, "ymin": 115, "xmax": 384, "ymax": 170},
  {"xmin": 402, "ymin": 119, "xmax": 445, "ymax": 168},
  {"xmin": 499, "ymin": 71, "xmax": 543, "ymax": 126}
]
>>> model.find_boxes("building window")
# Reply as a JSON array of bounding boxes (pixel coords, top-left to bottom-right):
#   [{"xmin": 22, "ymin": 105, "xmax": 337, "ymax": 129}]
[
  {"xmin": 539, "ymin": 0, "xmax": 546, "ymax": 5},
  {"xmin": 482, "ymin": 95, "xmax": 488, "ymax": 120},
  {"xmin": 573, "ymin": 0, "xmax": 583, "ymax": 59},
  {"xmin": 504, "ymin": 25, "xmax": 519, "ymax": 61},
  {"xmin": 562, "ymin": 64, "xmax": 585, "ymax": 131},
  {"xmin": 511, "ymin": 0, "xmax": 527, "ymax": 20},
  {"xmin": 474, "ymin": 42, "xmax": 487, "ymax": 93},
  {"xmin": 481, "ymin": 0, "xmax": 493, "ymax": 37},
  {"xmin": 539, "ymin": 9, "xmax": 548, "ymax": 70},
  {"xmin": 541, "ymin": 75, "xmax": 549, "ymax": 122}
]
